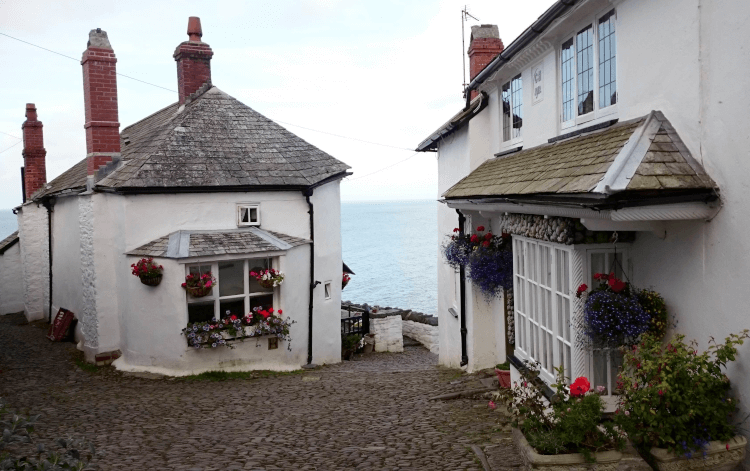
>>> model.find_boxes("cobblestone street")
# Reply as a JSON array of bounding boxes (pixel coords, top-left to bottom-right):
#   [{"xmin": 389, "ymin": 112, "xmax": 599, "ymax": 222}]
[{"xmin": 0, "ymin": 314, "xmax": 517, "ymax": 470}]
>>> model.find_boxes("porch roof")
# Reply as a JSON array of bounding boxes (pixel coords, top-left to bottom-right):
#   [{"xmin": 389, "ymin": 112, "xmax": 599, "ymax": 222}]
[
  {"xmin": 127, "ymin": 228, "xmax": 310, "ymax": 259},
  {"xmin": 443, "ymin": 111, "xmax": 717, "ymax": 200}
]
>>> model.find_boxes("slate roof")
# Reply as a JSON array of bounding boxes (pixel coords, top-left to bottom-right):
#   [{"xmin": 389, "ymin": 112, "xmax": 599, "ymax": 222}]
[
  {"xmin": 98, "ymin": 86, "xmax": 350, "ymax": 189},
  {"xmin": 443, "ymin": 111, "xmax": 716, "ymax": 199},
  {"xmin": 32, "ymin": 85, "xmax": 350, "ymax": 200},
  {"xmin": 0, "ymin": 231, "xmax": 19, "ymax": 255},
  {"xmin": 127, "ymin": 228, "xmax": 310, "ymax": 259}
]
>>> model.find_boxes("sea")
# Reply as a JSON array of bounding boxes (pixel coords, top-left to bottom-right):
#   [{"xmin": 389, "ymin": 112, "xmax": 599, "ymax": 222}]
[{"xmin": 0, "ymin": 200, "xmax": 439, "ymax": 314}]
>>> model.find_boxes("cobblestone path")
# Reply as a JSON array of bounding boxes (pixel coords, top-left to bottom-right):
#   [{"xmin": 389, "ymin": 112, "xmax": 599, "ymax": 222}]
[{"xmin": 0, "ymin": 314, "xmax": 511, "ymax": 470}]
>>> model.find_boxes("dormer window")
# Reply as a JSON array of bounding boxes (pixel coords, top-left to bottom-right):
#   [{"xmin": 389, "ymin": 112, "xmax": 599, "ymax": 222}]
[
  {"xmin": 560, "ymin": 9, "xmax": 617, "ymax": 128},
  {"xmin": 237, "ymin": 204, "xmax": 260, "ymax": 226}
]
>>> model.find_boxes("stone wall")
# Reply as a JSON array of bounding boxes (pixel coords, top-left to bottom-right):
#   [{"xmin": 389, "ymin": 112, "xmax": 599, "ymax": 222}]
[
  {"xmin": 402, "ymin": 320, "xmax": 439, "ymax": 354},
  {"xmin": 369, "ymin": 312, "xmax": 403, "ymax": 353},
  {"xmin": 342, "ymin": 302, "xmax": 439, "ymax": 354},
  {"xmin": 18, "ymin": 203, "xmax": 49, "ymax": 322},
  {"xmin": 498, "ymin": 213, "xmax": 635, "ymax": 245}
]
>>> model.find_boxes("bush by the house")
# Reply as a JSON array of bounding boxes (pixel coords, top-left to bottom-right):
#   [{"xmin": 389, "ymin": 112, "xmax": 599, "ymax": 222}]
[{"xmin": 615, "ymin": 330, "xmax": 749, "ymax": 458}]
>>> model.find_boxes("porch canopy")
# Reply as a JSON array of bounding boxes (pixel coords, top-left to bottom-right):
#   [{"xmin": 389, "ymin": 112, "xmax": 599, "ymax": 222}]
[
  {"xmin": 127, "ymin": 227, "xmax": 310, "ymax": 259},
  {"xmin": 442, "ymin": 111, "xmax": 719, "ymax": 233}
]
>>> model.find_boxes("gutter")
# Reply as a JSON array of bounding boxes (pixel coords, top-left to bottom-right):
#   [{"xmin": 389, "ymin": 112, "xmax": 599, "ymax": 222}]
[
  {"xmin": 464, "ymin": 0, "xmax": 578, "ymax": 109},
  {"xmin": 303, "ymin": 189, "xmax": 321, "ymax": 367},
  {"xmin": 456, "ymin": 209, "xmax": 468, "ymax": 367}
]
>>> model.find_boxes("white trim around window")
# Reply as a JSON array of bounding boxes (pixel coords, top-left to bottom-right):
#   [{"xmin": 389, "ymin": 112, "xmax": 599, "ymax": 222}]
[
  {"xmin": 559, "ymin": 8, "xmax": 618, "ymax": 130},
  {"xmin": 513, "ymin": 236, "xmax": 574, "ymax": 384},
  {"xmin": 185, "ymin": 257, "xmax": 280, "ymax": 324},
  {"xmin": 237, "ymin": 203, "xmax": 260, "ymax": 227},
  {"xmin": 501, "ymin": 73, "xmax": 523, "ymax": 145}
]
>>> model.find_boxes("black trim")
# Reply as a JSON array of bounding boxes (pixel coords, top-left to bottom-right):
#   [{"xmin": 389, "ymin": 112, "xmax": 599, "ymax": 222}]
[
  {"xmin": 416, "ymin": 92, "xmax": 489, "ymax": 152},
  {"xmin": 42, "ymin": 198, "xmax": 54, "ymax": 323},
  {"xmin": 508, "ymin": 354, "xmax": 556, "ymax": 400},
  {"xmin": 304, "ymin": 190, "xmax": 320, "ymax": 366},
  {"xmin": 0, "ymin": 237, "xmax": 19, "ymax": 255},
  {"xmin": 457, "ymin": 209, "xmax": 468, "ymax": 367},
  {"xmin": 20, "ymin": 167, "xmax": 26, "ymax": 204},
  {"xmin": 547, "ymin": 119, "xmax": 619, "ymax": 144},
  {"xmin": 494, "ymin": 146, "xmax": 523, "ymax": 158}
]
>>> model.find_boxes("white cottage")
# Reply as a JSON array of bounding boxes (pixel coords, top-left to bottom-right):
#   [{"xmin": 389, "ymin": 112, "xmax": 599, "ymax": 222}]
[
  {"xmin": 12, "ymin": 18, "xmax": 350, "ymax": 375},
  {"xmin": 417, "ymin": 0, "xmax": 749, "ymax": 417}
]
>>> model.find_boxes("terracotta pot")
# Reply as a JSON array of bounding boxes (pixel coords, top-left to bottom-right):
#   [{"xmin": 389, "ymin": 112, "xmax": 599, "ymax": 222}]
[
  {"xmin": 495, "ymin": 368, "xmax": 512, "ymax": 388},
  {"xmin": 186, "ymin": 285, "xmax": 212, "ymax": 298},
  {"xmin": 139, "ymin": 274, "xmax": 162, "ymax": 286},
  {"xmin": 650, "ymin": 436, "xmax": 746, "ymax": 471},
  {"xmin": 513, "ymin": 428, "xmax": 622, "ymax": 471}
]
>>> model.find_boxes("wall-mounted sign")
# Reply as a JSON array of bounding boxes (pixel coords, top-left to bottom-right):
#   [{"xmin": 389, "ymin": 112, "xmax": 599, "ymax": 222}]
[{"xmin": 532, "ymin": 63, "xmax": 544, "ymax": 104}]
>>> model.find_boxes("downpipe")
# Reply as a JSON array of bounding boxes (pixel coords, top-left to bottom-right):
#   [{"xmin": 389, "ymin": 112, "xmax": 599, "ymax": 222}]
[
  {"xmin": 304, "ymin": 190, "xmax": 320, "ymax": 366},
  {"xmin": 42, "ymin": 198, "xmax": 54, "ymax": 323},
  {"xmin": 457, "ymin": 209, "xmax": 468, "ymax": 367}
]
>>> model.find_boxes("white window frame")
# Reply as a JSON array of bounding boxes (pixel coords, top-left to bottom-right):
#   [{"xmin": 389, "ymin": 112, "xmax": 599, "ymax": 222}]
[
  {"xmin": 501, "ymin": 73, "xmax": 524, "ymax": 145},
  {"xmin": 513, "ymin": 236, "xmax": 574, "ymax": 385},
  {"xmin": 237, "ymin": 203, "xmax": 260, "ymax": 227},
  {"xmin": 559, "ymin": 8, "xmax": 618, "ymax": 130},
  {"xmin": 185, "ymin": 257, "xmax": 279, "ymax": 323},
  {"xmin": 583, "ymin": 245, "xmax": 631, "ymax": 401}
]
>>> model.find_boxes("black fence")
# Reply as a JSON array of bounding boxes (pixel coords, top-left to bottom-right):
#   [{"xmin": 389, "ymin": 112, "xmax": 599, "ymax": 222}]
[{"xmin": 341, "ymin": 304, "xmax": 369, "ymax": 338}]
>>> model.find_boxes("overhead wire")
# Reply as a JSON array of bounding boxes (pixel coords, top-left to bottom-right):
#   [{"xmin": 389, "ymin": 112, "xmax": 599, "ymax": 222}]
[
  {"xmin": 0, "ymin": 31, "xmax": 424, "ymax": 178},
  {"xmin": 0, "ymin": 130, "xmax": 22, "ymax": 140}
]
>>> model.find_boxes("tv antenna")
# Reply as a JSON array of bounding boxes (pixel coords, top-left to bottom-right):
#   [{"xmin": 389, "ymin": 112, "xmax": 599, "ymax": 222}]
[{"xmin": 462, "ymin": 6, "xmax": 479, "ymax": 96}]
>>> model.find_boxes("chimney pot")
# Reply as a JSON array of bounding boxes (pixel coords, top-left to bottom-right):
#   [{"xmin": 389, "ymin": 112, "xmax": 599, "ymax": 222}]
[{"xmin": 187, "ymin": 16, "xmax": 203, "ymax": 41}]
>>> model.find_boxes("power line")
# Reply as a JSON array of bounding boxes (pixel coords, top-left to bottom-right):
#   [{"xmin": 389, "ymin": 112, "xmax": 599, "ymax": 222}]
[
  {"xmin": 0, "ymin": 141, "xmax": 22, "ymax": 155},
  {"xmin": 0, "ymin": 130, "xmax": 21, "ymax": 140},
  {"xmin": 344, "ymin": 151, "xmax": 421, "ymax": 182},
  {"xmin": 1, "ymin": 31, "xmax": 423, "ymax": 178},
  {"xmin": 0, "ymin": 32, "xmax": 176, "ymax": 94}
]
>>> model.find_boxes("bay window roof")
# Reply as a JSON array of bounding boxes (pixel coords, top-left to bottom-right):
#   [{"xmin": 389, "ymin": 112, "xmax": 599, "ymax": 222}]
[
  {"xmin": 127, "ymin": 228, "xmax": 309, "ymax": 259},
  {"xmin": 442, "ymin": 111, "xmax": 716, "ymax": 200}
]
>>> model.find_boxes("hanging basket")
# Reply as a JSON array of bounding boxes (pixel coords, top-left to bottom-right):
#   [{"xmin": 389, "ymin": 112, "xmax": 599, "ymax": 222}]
[
  {"xmin": 186, "ymin": 285, "xmax": 212, "ymax": 298},
  {"xmin": 139, "ymin": 274, "xmax": 162, "ymax": 286},
  {"xmin": 258, "ymin": 279, "xmax": 276, "ymax": 290}
]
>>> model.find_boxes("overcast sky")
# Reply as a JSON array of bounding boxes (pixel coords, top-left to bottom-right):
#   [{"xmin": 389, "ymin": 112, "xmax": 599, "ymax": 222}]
[{"xmin": 0, "ymin": 0, "xmax": 555, "ymax": 209}]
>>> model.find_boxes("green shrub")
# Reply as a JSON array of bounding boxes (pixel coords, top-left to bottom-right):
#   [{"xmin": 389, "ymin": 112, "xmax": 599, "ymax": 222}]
[{"xmin": 615, "ymin": 330, "xmax": 749, "ymax": 458}]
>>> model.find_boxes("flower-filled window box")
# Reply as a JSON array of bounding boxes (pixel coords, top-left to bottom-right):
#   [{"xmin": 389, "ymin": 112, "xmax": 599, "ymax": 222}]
[{"xmin": 183, "ymin": 307, "xmax": 294, "ymax": 350}]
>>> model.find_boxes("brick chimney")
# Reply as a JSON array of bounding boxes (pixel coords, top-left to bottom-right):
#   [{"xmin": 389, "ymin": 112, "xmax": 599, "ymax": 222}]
[
  {"xmin": 174, "ymin": 17, "xmax": 213, "ymax": 105},
  {"xmin": 21, "ymin": 103, "xmax": 47, "ymax": 201},
  {"xmin": 468, "ymin": 25, "xmax": 504, "ymax": 100},
  {"xmin": 81, "ymin": 28, "xmax": 120, "ymax": 176}
]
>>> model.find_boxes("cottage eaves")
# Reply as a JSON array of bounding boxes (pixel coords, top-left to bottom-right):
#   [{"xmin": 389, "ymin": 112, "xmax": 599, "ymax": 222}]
[{"xmin": 0, "ymin": 231, "xmax": 19, "ymax": 255}]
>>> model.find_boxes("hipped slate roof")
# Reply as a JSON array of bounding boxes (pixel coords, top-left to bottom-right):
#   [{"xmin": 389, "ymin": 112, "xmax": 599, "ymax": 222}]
[
  {"xmin": 99, "ymin": 86, "xmax": 350, "ymax": 189},
  {"xmin": 127, "ymin": 227, "xmax": 310, "ymax": 259},
  {"xmin": 33, "ymin": 85, "xmax": 350, "ymax": 199},
  {"xmin": 0, "ymin": 231, "xmax": 19, "ymax": 255},
  {"xmin": 443, "ymin": 111, "xmax": 716, "ymax": 199}
]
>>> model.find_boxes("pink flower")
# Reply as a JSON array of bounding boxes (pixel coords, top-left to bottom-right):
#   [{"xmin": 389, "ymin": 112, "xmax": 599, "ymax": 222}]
[
  {"xmin": 624, "ymin": 410, "xmax": 630, "ymax": 416},
  {"xmin": 727, "ymin": 444, "xmax": 730, "ymax": 451},
  {"xmin": 488, "ymin": 401, "xmax": 496, "ymax": 410}
]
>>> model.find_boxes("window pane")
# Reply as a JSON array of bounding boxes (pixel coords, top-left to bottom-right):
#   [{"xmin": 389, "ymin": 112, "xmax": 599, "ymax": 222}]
[
  {"xmin": 561, "ymin": 38, "xmax": 575, "ymax": 122},
  {"xmin": 576, "ymin": 25, "xmax": 594, "ymax": 116},
  {"xmin": 502, "ymin": 82, "xmax": 512, "ymax": 141},
  {"xmin": 220, "ymin": 298, "xmax": 245, "ymax": 319},
  {"xmin": 610, "ymin": 349, "xmax": 624, "ymax": 392},
  {"xmin": 188, "ymin": 301, "xmax": 215, "ymax": 323},
  {"xmin": 593, "ymin": 350, "xmax": 608, "ymax": 393},
  {"xmin": 219, "ymin": 260, "xmax": 244, "ymax": 297},
  {"xmin": 598, "ymin": 10, "xmax": 617, "ymax": 107},
  {"xmin": 250, "ymin": 294, "xmax": 274, "ymax": 311},
  {"xmin": 248, "ymin": 259, "xmax": 272, "ymax": 293},
  {"xmin": 591, "ymin": 253, "xmax": 606, "ymax": 283},
  {"xmin": 511, "ymin": 74, "xmax": 523, "ymax": 138},
  {"xmin": 249, "ymin": 207, "xmax": 258, "ymax": 223}
]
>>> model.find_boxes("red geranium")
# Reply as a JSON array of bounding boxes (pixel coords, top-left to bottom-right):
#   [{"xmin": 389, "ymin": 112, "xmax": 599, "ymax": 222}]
[
  {"xmin": 576, "ymin": 283, "xmax": 588, "ymax": 298},
  {"xmin": 453, "ymin": 228, "xmax": 460, "ymax": 232},
  {"xmin": 470, "ymin": 234, "xmax": 478, "ymax": 243},
  {"xmin": 484, "ymin": 233, "xmax": 492, "ymax": 240},
  {"xmin": 608, "ymin": 276, "xmax": 626, "ymax": 293},
  {"xmin": 482, "ymin": 240, "xmax": 490, "ymax": 248},
  {"xmin": 570, "ymin": 376, "xmax": 590, "ymax": 396},
  {"xmin": 477, "ymin": 226, "xmax": 485, "ymax": 231}
]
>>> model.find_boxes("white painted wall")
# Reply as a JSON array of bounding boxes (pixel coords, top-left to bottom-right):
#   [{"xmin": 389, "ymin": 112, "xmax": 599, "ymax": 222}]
[
  {"xmin": 370, "ymin": 315, "xmax": 404, "ymax": 353},
  {"xmin": 56, "ymin": 183, "xmax": 345, "ymax": 371},
  {"xmin": 17, "ymin": 202, "xmax": 49, "ymax": 322},
  {"xmin": 0, "ymin": 239, "xmax": 23, "ymax": 315},
  {"xmin": 402, "ymin": 320, "xmax": 439, "ymax": 354},
  {"xmin": 50, "ymin": 196, "xmax": 84, "ymax": 324}
]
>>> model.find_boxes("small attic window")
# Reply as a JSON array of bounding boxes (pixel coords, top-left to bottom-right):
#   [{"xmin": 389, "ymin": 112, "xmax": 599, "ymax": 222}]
[{"xmin": 237, "ymin": 204, "xmax": 260, "ymax": 227}]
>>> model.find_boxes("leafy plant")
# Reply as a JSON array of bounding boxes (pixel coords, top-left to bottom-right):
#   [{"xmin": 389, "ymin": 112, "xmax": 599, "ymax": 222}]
[
  {"xmin": 341, "ymin": 334, "xmax": 363, "ymax": 352},
  {"xmin": 249, "ymin": 269, "xmax": 284, "ymax": 289},
  {"xmin": 493, "ymin": 363, "xmax": 624, "ymax": 461},
  {"xmin": 0, "ymin": 398, "xmax": 95, "ymax": 470},
  {"xmin": 182, "ymin": 308, "xmax": 294, "ymax": 350},
  {"xmin": 615, "ymin": 330, "xmax": 749, "ymax": 458},
  {"xmin": 636, "ymin": 289, "xmax": 668, "ymax": 340}
]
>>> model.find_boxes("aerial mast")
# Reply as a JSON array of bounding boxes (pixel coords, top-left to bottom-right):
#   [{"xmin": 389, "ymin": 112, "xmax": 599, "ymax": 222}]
[{"xmin": 462, "ymin": 5, "xmax": 479, "ymax": 97}]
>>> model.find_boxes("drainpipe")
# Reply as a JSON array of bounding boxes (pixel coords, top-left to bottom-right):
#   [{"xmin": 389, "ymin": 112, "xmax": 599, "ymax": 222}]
[
  {"xmin": 42, "ymin": 198, "xmax": 53, "ymax": 323},
  {"xmin": 457, "ymin": 209, "xmax": 468, "ymax": 367},
  {"xmin": 304, "ymin": 189, "xmax": 320, "ymax": 367}
]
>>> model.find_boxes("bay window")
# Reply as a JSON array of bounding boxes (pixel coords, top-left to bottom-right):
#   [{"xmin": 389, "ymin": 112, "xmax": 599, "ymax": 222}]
[{"xmin": 186, "ymin": 258, "xmax": 276, "ymax": 323}]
